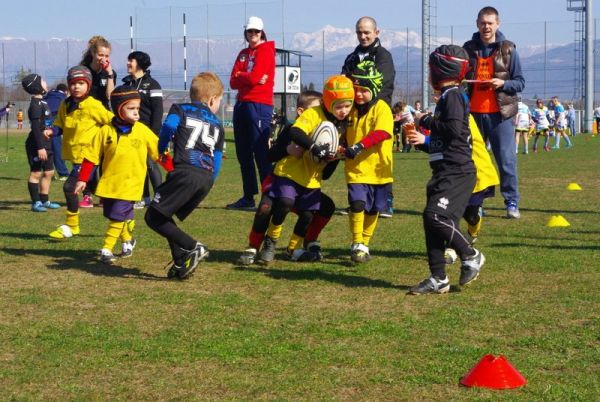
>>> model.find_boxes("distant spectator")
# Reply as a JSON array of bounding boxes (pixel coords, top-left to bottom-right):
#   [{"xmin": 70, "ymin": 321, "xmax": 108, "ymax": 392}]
[
  {"xmin": 44, "ymin": 84, "xmax": 69, "ymax": 180},
  {"xmin": 566, "ymin": 103, "xmax": 576, "ymax": 136},
  {"xmin": 80, "ymin": 35, "xmax": 116, "ymax": 110},
  {"xmin": 0, "ymin": 104, "xmax": 10, "ymax": 120},
  {"xmin": 593, "ymin": 105, "xmax": 600, "ymax": 133},
  {"xmin": 16, "ymin": 108, "xmax": 24, "ymax": 129}
]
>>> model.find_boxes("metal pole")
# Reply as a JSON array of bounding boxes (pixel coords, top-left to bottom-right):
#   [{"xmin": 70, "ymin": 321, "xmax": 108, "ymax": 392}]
[
  {"xmin": 130, "ymin": 16, "xmax": 134, "ymax": 52},
  {"xmin": 450, "ymin": 25, "xmax": 454, "ymax": 45},
  {"xmin": 66, "ymin": 40, "xmax": 70, "ymax": 69},
  {"xmin": 406, "ymin": 27, "xmax": 409, "ymax": 101},
  {"xmin": 281, "ymin": 0, "xmax": 285, "ymax": 49},
  {"xmin": 206, "ymin": 5, "xmax": 210, "ymax": 71},
  {"xmin": 544, "ymin": 21, "xmax": 547, "ymax": 99},
  {"xmin": 183, "ymin": 13, "xmax": 187, "ymax": 90},
  {"xmin": 421, "ymin": 0, "xmax": 430, "ymax": 107},
  {"xmin": 322, "ymin": 30, "xmax": 325, "ymax": 84},
  {"xmin": 34, "ymin": 41, "xmax": 37, "ymax": 72},
  {"xmin": 584, "ymin": 0, "xmax": 594, "ymax": 132},
  {"xmin": 170, "ymin": 6, "xmax": 173, "ymax": 88}
]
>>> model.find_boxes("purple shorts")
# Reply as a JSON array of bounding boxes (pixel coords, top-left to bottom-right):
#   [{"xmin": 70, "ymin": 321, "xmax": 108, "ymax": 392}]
[
  {"xmin": 347, "ymin": 183, "xmax": 392, "ymax": 214},
  {"xmin": 268, "ymin": 176, "xmax": 321, "ymax": 211},
  {"xmin": 102, "ymin": 198, "xmax": 134, "ymax": 222},
  {"xmin": 468, "ymin": 186, "xmax": 495, "ymax": 207}
]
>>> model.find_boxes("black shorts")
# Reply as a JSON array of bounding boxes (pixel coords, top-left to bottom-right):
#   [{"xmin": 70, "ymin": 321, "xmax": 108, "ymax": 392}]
[
  {"xmin": 425, "ymin": 167, "xmax": 476, "ymax": 222},
  {"xmin": 149, "ymin": 166, "xmax": 213, "ymax": 221},
  {"xmin": 25, "ymin": 140, "xmax": 54, "ymax": 172}
]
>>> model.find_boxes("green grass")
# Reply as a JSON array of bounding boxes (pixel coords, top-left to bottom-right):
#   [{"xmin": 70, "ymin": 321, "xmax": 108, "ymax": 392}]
[{"xmin": 0, "ymin": 129, "xmax": 599, "ymax": 401}]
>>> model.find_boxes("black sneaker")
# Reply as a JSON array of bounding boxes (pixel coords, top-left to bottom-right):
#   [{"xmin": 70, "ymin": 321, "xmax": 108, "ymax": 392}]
[
  {"xmin": 289, "ymin": 248, "xmax": 318, "ymax": 262},
  {"xmin": 408, "ymin": 276, "xmax": 450, "ymax": 295},
  {"xmin": 258, "ymin": 236, "xmax": 277, "ymax": 264},
  {"xmin": 118, "ymin": 238, "xmax": 137, "ymax": 258},
  {"xmin": 178, "ymin": 243, "xmax": 209, "ymax": 279},
  {"xmin": 306, "ymin": 240, "xmax": 323, "ymax": 261},
  {"xmin": 459, "ymin": 249, "xmax": 485, "ymax": 286},
  {"xmin": 226, "ymin": 197, "xmax": 255, "ymax": 210}
]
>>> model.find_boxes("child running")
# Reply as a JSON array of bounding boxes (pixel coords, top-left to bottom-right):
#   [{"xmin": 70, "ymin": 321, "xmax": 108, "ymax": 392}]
[
  {"xmin": 551, "ymin": 97, "xmax": 572, "ymax": 149},
  {"xmin": 74, "ymin": 86, "xmax": 159, "ymax": 264},
  {"xmin": 407, "ymin": 45, "xmax": 484, "ymax": 295},
  {"xmin": 21, "ymin": 73, "xmax": 61, "ymax": 213},
  {"xmin": 49, "ymin": 66, "xmax": 113, "ymax": 239},
  {"xmin": 514, "ymin": 100, "xmax": 531, "ymax": 154},
  {"xmin": 531, "ymin": 99, "xmax": 550, "ymax": 153},
  {"xmin": 144, "ymin": 72, "xmax": 225, "ymax": 279},
  {"xmin": 252, "ymin": 75, "xmax": 353, "ymax": 264},
  {"xmin": 342, "ymin": 61, "xmax": 394, "ymax": 263}
]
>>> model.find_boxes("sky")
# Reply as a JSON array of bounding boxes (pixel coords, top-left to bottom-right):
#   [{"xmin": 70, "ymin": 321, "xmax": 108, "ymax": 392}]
[{"xmin": 0, "ymin": 0, "xmax": 596, "ymax": 47}]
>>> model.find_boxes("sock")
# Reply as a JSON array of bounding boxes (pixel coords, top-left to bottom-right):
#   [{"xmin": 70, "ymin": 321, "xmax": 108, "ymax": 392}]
[
  {"xmin": 555, "ymin": 135, "xmax": 561, "ymax": 147},
  {"xmin": 287, "ymin": 233, "xmax": 303, "ymax": 251},
  {"xmin": 65, "ymin": 211, "xmax": 80, "ymax": 234},
  {"xmin": 266, "ymin": 223, "xmax": 283, "ymax": 241},
  {"xmin": 103, "ymin": 220, "xmax": 125, "ymax": 252},
  {"xmin": 305, "ymin": 214, "xmax": 330, "ymax": 243},
  {"xmin": 362, "ymin": 213, "xmax": 379, "ymax": 246},
  {"xmin": 544, "ymin": 137, "xmax": 549, "ymax": 148},
  {"xmin": 248, "ymin": 229, "xmax": 265, "ymax": 250},
  {"xmin": 40, "ymin": 193, "xmax": 49, "ymax": 203},
  {"xmin": 120, "ymin": 219, "xmax": 134, "ymax": 242},
  {"xmin": 349, "ymin": 211, "xmax": 365, "ymax": 244},
  {"xmin": 28, "ymin": 182, "xmax": 40, "ymax": 203},
  {"xmin": 565, "ymin": 136, "xmax": 572, "ymax": 146}
]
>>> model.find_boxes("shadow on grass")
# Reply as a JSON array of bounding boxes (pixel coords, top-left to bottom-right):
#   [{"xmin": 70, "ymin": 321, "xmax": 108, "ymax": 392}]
[
  {"xmin": 2, "ymin": 247, "xmax": 166, "ymax": 280},
  {"xmin": 234, "ymin": 265, "xmax": 409, "ymax": 290},
  {"xmin": 0, "ymin": 176, "xmax": 20, "ymax": 181},
  {"xmin": 0, "ymin": 200, "xmax": 36, "ymax": 210},
  {"xmin": 490, "ymin": 242, "xmax": 600, "ymax": 251},
  {"xmin": 0, "ymin": 231, "xmax": 97, "ymax": 240}
]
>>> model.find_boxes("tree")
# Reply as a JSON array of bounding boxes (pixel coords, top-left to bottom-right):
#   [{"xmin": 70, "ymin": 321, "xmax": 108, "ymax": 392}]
[{"xmin": 12, "ymin": 66, "xmax": 32, "ymax": 86}]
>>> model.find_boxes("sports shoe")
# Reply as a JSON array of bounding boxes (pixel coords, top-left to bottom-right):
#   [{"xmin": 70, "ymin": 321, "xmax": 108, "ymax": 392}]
[
  {"xmin": 379, "ymin": 207, "xmax": 393, "ymax": 219},
  {"xmin": 31, "ymin": 201, "xmax": 48, "ymax": 212},
  {"xmin": 338, "ymin": 207, "xmax": 350, "ymax": 216},
  {"xmin": 306, "ymin": 240, "xmax": 323, "ymax": 261},
  {"xmin": 238, "ymin": 248, "xmax": 257, "ymax": 265},
  {"xmin": 58, "ymin": 176, "xmax": 68, "ymax": 182},
  {"xmin": 79, "ymin": 195, "xmax": 94, "ymax": 208},
  {"xmin": 49, "ymin": 224, "xmax": 78, "ymax": 239},
  {"xmin": 552, "ymin": 145, "xmax": 560, "ymax": 150},
  {"xmin": 459, "ymin": 249, "xmax": 485, "ymax": 286},
  {"xmin": 533, "ymin": 147, "xmax": 538, "ymax": 153},
  {"xmin": 290, "ymin": 248, "xmax": 319, "ymax": 262},
  {"xmin": 258, "ymin": 236, "xmax": 277, "ymax": 264},
  {"xmin": 99, "ymin": 249, "xmax": 116, "ymax": 265},
  {"xmin": 408, "ymin": 276, "xmax": 450, "ymax": 295},
  {"xmin": 444, "ymin": 248, "xmax": 458, "ymax": 265},
  {"xmin": 177, "ymin": 243, "xmax": 209, "ymax": 279},
  {"xmin": 543, "ymin": 146, "xmax": 550, "ymax": 152},
  {"xmin": 506, "ymin": 203, "xmax": 521, "ymax": 219},
  {"xmin": 133, "ymin": 200, "xmax": 146, "ymax": 209},
  {"xmin": 226, "ymin": 197, "xmax": 255, "ymax": 210},
  {"xmin": 118, "ymin": 238, "xmax": 137, "ymax": 258},
  {"xmin": 43, "ymin": 201, "xmax": 60, "ymax": 209},
  {"xmin": 351, "ymin": 243, "xmax": 371, "ymax": 263}
]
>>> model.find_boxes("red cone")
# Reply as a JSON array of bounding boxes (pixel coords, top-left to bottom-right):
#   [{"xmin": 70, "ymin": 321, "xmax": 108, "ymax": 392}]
[{"xmin": 460, "ymin": 354, "xmax": 527, "ymax": 389}]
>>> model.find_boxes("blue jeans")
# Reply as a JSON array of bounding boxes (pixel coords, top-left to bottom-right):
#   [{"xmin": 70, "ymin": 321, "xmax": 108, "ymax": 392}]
[
  {"xmin": 51, "ymin": 135, "xmax": 69, "ymax": 177},
  {"xmin": 472, "ymin": 112, "xmax": 519, "ymax": 205},
  {"xmin": 233, "ymin": 101, "xmax": 273, "ymax": 199}
]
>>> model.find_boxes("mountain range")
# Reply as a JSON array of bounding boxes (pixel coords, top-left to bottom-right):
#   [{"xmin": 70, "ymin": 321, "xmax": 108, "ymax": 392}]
[{"xmin": 0, "ymin": 25, "xmax": 594, "ymax": 101}]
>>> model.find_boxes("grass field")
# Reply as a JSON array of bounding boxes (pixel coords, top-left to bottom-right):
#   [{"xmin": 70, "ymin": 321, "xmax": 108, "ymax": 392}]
[{"xmin": 0, "ymin": 129, "xmax": 599, "ymax": 401}]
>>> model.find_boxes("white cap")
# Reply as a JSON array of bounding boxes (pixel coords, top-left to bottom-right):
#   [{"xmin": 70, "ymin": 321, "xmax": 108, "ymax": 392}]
[{"xmin": 245, "ymin": 16, "xmax": 264, "ymax": 31}]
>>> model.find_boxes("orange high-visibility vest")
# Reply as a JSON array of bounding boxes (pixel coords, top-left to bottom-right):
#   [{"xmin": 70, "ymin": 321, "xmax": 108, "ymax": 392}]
[{"xmin": 470, "ymin": 55, "xmax": 500, "ymax": 113}]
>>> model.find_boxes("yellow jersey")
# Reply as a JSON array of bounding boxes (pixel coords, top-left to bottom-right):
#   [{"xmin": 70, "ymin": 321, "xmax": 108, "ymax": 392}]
[
  {"xmin": 469, "ymin": 114, "xmax": 500, "ymax": 192},
  {"xmin": 273, "ymin": 106, "xmax": 334, "ymax": 189},
  {"xmin": 345, "ymin": 100, "xmax": 394, "ymax": 184},
  {"xmin": 82, "ymin": 122, "xmax": 159, "ymax": 201},
  {"xmin": 53, "ymin": 97, "xmax": 113, "ymax": 163}
]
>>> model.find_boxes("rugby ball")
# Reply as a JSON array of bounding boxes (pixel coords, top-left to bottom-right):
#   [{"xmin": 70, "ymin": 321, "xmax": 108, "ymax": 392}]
[{"xmin": 310, "ymin": 121, "xmax": 339, "ymax": 163}]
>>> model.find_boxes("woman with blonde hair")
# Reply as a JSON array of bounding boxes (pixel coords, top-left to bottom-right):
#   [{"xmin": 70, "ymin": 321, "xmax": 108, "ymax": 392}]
[{"xmin": 80, "ymin": 35, "xmax": 116, "ymax": 110}]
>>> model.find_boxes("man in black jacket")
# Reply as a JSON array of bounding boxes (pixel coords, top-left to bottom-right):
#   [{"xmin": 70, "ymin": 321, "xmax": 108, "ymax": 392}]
[
  {"xmin": 123, "ymin": 51, "xmax": 164, "ymax": 207},
  {"xmin": 342, "ymin": 16, "xmax": 395, "ymax": 107}
]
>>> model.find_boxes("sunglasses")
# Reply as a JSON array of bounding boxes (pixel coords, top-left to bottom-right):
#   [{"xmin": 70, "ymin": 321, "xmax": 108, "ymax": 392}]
[{"xmin": 245, "ymin": 29, "xmax": 261, "ymax": 34}]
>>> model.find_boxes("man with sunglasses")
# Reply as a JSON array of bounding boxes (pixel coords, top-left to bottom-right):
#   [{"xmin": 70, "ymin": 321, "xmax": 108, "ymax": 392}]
[{"xmin": 228, "ymin": 16, "xmax": 276, "ymax": 210}]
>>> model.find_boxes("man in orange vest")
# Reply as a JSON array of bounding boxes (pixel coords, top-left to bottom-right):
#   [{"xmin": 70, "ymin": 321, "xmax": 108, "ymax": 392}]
[{"xmin": 463, "ymin": 6, "xmax": 525, "ymax": 219}]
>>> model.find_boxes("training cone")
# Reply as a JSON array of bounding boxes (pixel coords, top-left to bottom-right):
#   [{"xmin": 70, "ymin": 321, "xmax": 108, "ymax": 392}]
[
  {"xmin": 546, "ymin": 215, "xmax": 570, "ymax": 227},
  {"xmin": 460, "ymin": 354, "xmax": 527, "ymax": 389},
  {"xmin": 566, "ymin": 182, "xmax": 582, "ymax": 191}
]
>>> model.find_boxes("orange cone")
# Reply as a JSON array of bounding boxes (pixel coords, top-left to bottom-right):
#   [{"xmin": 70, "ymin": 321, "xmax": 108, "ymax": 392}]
[{"xmin": 460, "ymin": 354, "xmax": 527, "ymax": 389}]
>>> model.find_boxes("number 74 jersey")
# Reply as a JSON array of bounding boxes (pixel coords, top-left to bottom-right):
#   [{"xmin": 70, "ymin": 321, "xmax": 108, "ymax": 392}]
[{"xmin": 159, "ymin": 101, "xmax": 225, "ymax": 172}]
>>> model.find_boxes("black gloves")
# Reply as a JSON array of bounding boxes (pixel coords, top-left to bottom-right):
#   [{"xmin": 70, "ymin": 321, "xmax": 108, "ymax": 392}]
[
  {"xmin": 310, "ymin": 143, "xmax": 330, "ymax": 161},
  {"xmin": 344, "ymin": 143, "xmax": 364, "ymax": 159}
]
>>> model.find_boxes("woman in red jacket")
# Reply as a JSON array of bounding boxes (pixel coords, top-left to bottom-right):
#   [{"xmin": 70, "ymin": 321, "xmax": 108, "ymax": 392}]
[{"xmin": 227, "ymin": 16, "xmax": 275, "ymax": 210}]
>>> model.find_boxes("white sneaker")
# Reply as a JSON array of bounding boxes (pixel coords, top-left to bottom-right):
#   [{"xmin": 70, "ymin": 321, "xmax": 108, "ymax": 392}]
[{"xmin": 238, "ymin": 248, "xmax": 257, "ymax": 265}]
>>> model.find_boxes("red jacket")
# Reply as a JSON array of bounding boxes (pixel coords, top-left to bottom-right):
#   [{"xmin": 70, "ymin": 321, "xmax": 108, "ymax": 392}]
[{"xmin": 230, "ymin": 41, "xmax": 275, "ymax": 106}]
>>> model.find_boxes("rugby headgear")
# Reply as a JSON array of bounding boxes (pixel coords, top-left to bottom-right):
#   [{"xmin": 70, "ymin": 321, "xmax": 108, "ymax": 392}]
[
  {"xmin": 67, "ymin": 65, "xmax": 93, "ymax": 88},
  {"xmin": 322, "ymin": 75, "xmax": 354, "ymax": 114},
  {"xmin": 21, "ymin": 74, "xmax": 46, "ymax": 96},
  {"xmin": 429, "ymin": 45, "xmax": 470, "ymax": 90},
  {"xmin": 350, "ymin": 60, "xmax": 383, "ymax": 99},
  {"xmin": 110, "ymin": 86, "xmax": 141, "ymax": 121}
]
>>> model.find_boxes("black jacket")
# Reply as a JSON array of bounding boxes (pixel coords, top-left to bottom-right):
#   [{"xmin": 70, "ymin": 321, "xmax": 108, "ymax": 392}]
[
  {"xmin": 341, "ymin": 38, "xmax": 395, "ymax": 106},
  {"xmin": 122, "ymin": 71, "xmax": 164, "ymax": 135}
]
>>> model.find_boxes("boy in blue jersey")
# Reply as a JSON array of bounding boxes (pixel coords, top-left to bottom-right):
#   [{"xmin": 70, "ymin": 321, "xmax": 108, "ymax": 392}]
[{"xmin": 144, "ymin": 72, "xmax": 225, "ymax": 279}]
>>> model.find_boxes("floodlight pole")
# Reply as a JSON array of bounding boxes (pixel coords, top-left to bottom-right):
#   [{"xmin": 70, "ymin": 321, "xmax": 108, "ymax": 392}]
[
  {"xmin": 421, "ymin": 0, "xmax": 430, "ymax": 108},
  {"xmin": 584, "ymin": 0, "xmax": 594, "ymax": 132}
]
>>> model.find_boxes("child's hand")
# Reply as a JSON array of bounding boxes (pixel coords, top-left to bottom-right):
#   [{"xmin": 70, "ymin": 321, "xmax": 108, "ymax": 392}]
[
  {"xmin": 286, "ymin": 142, "xmax": 304, "ymax": 158},
  {"xmin": 37, "ymin": 148, "xmax": 48, "ymax": 161},
  {"xmin": 74, "ymin": 181, "xmax": 87, "ymax": 195},
  {"xmin": 43, "ymin": 128, "xmax": 53, "ymax": 139},
  {"xmin": 406, "ymin": 129, "xmax": 425, "ymax": 145},
  {"xmin": 258, "ymin": 74, "xmax": 268, "ymax": 84}
]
